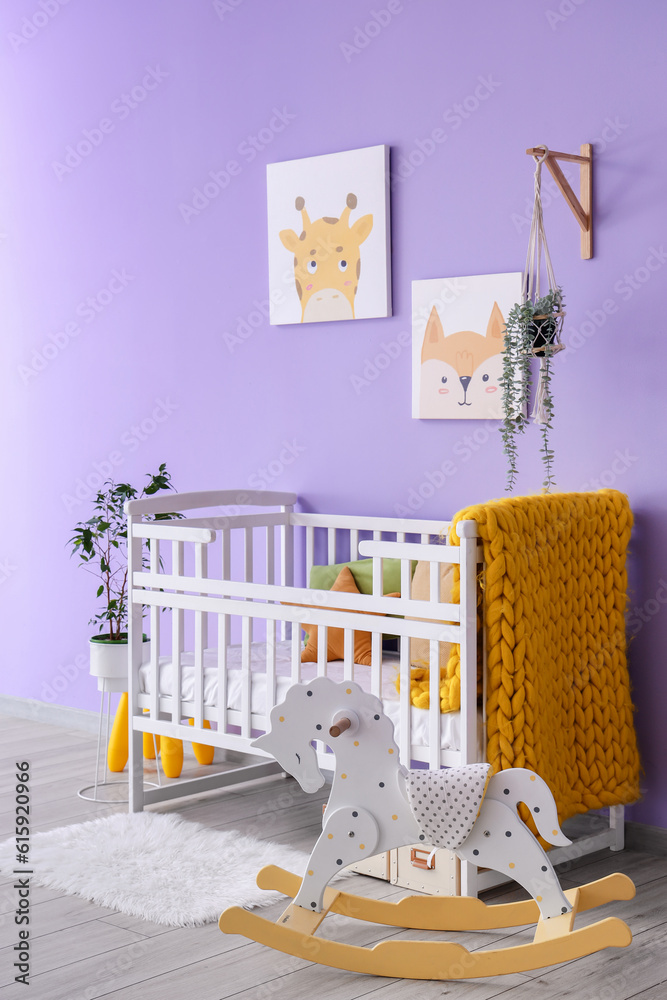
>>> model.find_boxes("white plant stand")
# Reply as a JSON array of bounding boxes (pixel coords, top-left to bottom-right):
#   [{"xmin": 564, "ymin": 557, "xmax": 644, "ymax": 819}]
[{"xmin": 78, "ymin": 638, "xmax": 157, "ymax": 803}]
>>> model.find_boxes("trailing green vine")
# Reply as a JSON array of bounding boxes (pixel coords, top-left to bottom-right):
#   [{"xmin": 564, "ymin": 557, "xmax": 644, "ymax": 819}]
[{"xmin": 500, "ymin": 288, "xmax": 563, "ymax": 492}]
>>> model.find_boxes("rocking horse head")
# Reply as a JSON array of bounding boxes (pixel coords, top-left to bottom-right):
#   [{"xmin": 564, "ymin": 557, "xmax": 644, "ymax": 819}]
[
  {"xmin": 252, "ymin": 683, "xmax": 326, "ymax": 793},
  {"xmin": 251, "ymin": 677, "xmax": 394, "ymax": 795}
]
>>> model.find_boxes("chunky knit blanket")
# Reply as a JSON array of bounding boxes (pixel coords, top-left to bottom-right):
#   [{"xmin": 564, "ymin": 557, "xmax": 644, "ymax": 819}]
[{"xmin": 445, "ymin": 490, "xmax": 640, "ymax": 823}]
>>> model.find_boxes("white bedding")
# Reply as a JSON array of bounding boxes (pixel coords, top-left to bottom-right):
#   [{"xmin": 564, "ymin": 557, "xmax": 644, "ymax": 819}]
[{"xmin": 138, "ymin": 640, "xmax": 483, "ymax": 753}]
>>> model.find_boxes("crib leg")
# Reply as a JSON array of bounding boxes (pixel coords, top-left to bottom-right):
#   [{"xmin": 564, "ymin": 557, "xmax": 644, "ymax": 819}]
[
  {"xmin": 609, "ymin": 805, "xmax": 625, "ymax": 851},
  {"xmin": 143, "ymin": 709, "xmax": 160, "ymax": 759},
  {"xmin": 129, "ymin": 727, "xmax": 145, "ymax": 813}
]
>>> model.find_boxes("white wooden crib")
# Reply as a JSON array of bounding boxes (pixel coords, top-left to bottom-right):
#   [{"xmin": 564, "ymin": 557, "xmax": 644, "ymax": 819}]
[{"xmin": 125, "ymin": 489, "xmax": 624, "ymax": 897}]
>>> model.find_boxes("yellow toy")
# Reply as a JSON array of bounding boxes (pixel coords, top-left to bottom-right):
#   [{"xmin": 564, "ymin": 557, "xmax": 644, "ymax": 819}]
[{"xmin": 106, "ymin": 700, "xmax": 215, "ymax": 776}]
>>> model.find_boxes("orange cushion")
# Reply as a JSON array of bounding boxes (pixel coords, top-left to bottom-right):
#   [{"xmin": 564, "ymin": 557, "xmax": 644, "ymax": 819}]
[{"xmin": 290, "ymin": 566, "xmax": 399, "ymax": 666}]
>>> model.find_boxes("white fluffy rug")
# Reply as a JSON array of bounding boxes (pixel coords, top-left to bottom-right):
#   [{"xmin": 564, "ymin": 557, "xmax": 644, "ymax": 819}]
[{"xmin": 0, "ymin": 811, "xmax": 312, "ymax": 927}]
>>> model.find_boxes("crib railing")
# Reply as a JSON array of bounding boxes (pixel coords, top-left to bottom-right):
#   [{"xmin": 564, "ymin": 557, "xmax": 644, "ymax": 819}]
[{"xmin": 125, "ymin": 492, "xmax": 483, "ymax": 810}]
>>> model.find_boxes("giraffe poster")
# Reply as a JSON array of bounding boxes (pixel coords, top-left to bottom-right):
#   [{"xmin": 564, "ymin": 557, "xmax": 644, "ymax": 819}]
[
  {"xmin": 267, "ymin": 145, "xmax": 391, "ymax": 325},
  {"xmin": 412, "ymin": 272, "xmax": 522, "ymax": 419}
]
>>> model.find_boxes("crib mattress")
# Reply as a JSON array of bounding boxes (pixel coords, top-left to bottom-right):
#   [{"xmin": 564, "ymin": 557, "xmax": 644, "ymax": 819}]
[{"xmin": 137, "ymin": 641, "xmax": 483, "ymax": 753}]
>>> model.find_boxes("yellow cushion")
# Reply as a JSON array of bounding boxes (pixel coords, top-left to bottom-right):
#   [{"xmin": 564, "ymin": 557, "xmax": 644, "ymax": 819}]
[
  {"xmin": 407, "ymin": 560, "xmax": 455, "ymax": 669},
  {"xmin": 402, "ymin": 560, "xmax": 472, "ymax": 714}
]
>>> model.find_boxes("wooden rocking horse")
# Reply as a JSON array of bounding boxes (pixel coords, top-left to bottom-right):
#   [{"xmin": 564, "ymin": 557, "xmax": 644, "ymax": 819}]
[{"xmin": 219, "ymin": 678, "xmax": 634, "ymax": 980}]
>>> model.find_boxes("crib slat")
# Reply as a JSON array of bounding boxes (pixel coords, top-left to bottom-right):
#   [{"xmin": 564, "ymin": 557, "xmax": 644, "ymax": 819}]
[
  {"xmin": 459, "ymin": 532, "xmax": 478, "ymax": 765},
  {"xmin": 193, "ymin": 621, "xmax": 204, "ymax": 730},
  {"xmin": 305, "ymin": 526, "xmax": 314, "ymax": 585},
  {"xmin": 429, "ymin": 638, "xmax": 440, "ymax": 770},
  {"xmin": 245, "ymin": 528, "xmax": 254, "ymax": 645},
  {"xmin": 193, "ymin": 542, "xmax": 207, "ymax": 729},
  {"xmin": 217, "ymin": 612, "xmax": 228, "ymax": 734},
  {"xmin": 195, "ymin": 542, "xmax": 209, "ymax": 650},
  {"xmin": 350, "ymin": 528, "xmax": 359, "ymax": 561},
  {"xmin": 244, "ymin": 527, "xmax": 254, "ymax": 582},
  {"xmin": 218, "ymin": 528, "xmax": 231, "ymax": 733},
  {"xmin": 221, "ymin": 528, "xmax": 231, "ymax": 580},
  {"xmin": 343, "ymin": 628, "xmax": 354, "ymax": 681},
  {"xmin": 327, "ymin": 527, "xmax": 336, "ymax": 565},
  {"xmin": 266, "ymin": 618, "xmax": 277, "ymax": 724},
  {"xmin": 282, "ymin": 512, "xmax": 294, "ymax": 641},
  {"xmin": 266, "ymin": 525, "xmax": 275, "ymax": 585},
  {"xmin": 149, "ymin": 536, "xmax": 159, "ymax": 576},
  {"xmin": 171, "ymin": 540, "xmax": 184, "ymax": 727},
  {"xmin": 241, "ymin": 616, "xmax": 251, "ymax": 738},
  {"xmin": 149, "ymin": 540, "xmax": 160, "ymax": 723},
  {"xmin": 400, "ymin": 536, "xmax": 411, "ymax": 599},
  {"xmin": 371, "ymin": 631, "xmax": 382, "ymax": 696},
  {"xmin": 372, "ymin": 531, "xmax": 383, "ymax": 602},
  {"xmin": 291, "ymin": 626, "xmax": 301, "ymax": 684},
  {"xmin": 429, "ymin": 559, "xmax": 439, "ymax": 604},
  {"xmin": 399, "ymin": 634, "xmax": 410, "ymax": 764},
  {"xmin": 428, "ymin": 552, "xmax": 441, "ymax": 766},
  {"xmin": 317, "ymin": 625, "xmax": 328, "ymax": 677},
  {"xmin": 282, "ymin": 511, "xmax": 294, "ymax": 587}
]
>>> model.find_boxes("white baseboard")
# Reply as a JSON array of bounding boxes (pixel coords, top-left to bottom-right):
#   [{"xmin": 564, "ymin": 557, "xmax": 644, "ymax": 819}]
[{"xmin": 0, "ymin": 695, "xmax": 102, "ymax": 735}]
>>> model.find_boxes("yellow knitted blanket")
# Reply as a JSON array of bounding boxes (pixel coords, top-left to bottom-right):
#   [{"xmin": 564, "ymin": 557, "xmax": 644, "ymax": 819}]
[{"xmin": 427, "ymin": 490, "xmax": 640, "ymax": 822}]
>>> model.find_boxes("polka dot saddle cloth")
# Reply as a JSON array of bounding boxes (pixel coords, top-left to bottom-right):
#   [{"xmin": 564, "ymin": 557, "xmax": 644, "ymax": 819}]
[{"xmin": 407, "ymin": 763, "xmax": 491, "ymax": 851}]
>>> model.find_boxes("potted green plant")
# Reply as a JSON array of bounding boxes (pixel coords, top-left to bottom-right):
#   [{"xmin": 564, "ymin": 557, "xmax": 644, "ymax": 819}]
[
  {"xmin": 500, "ymin": 288, "xmax": 564, "ymax": 493},
  {"xmin": 68, "ymin": 463, "xmax": 179, "ymax": 688}
]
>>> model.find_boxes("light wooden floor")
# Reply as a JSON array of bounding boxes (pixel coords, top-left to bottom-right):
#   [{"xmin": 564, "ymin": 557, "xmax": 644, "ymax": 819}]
[{"xmin": 1, "ymin": 713, "xmax": 666, "ymax": 1000}]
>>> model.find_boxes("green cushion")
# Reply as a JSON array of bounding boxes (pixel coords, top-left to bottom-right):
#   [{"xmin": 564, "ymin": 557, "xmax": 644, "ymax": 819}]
[{"xmin": 309, "ymin": 557, "xmax": 407, "ymax": 595}]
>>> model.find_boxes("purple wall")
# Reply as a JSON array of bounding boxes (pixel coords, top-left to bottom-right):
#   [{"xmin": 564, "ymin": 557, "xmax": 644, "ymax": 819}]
[{"xmin": 1, "ymin": 0, "xmax": 665, "ymax": 826}]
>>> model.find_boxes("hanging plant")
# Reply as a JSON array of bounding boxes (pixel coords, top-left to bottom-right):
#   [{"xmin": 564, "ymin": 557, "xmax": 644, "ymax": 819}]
[{"xmin": 500, "ymin": 148, "xmax": 565, "ymax": 493}]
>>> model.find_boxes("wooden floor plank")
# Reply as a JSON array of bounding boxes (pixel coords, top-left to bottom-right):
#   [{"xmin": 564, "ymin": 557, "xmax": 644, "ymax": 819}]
[
  {"xmin": 627, "ymin": 983, "xmax": 667, "ymax": 999},
  {"xmin": 475, "ymin": 921, "xmax": 667, "ymax": 998},
  {"xmin": 0, "ymin": 889, "xmax": 120, "ymax": 933},
  {"xmin": 21, "ymin": 922, "xmax": 252, "ymax": 1000},
  {"xmin": 0, "ymin": 919, "xmax": 146, "ymax": 985},
  {"xmin": 559, "ymin": 849, "xmax": 667, "ymax": 889},
  {"xmin": 364, "ymin": 979, "xmax": 531, "ymax": 1000},
  {"xmin": 0, "ymin": 880, "xmax": 81, "ymax": 916}
]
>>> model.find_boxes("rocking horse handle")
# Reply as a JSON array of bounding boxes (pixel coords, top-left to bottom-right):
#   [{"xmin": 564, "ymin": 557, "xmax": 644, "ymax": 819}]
[{"xmin": 329, "ymin": 716, "xmax": 351, "ymax": 738}]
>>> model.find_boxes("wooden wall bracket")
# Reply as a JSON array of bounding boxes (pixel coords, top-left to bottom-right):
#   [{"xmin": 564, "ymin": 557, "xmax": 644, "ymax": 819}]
[{"xmin": 526, "ymin": 144, "xmax": 593, "ymax": 259}]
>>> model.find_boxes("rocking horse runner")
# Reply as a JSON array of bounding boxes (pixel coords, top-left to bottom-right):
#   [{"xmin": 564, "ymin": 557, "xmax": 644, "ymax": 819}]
[{"xmin": 219, "ymin": 679, "xmax": 634, "ymax": 980}]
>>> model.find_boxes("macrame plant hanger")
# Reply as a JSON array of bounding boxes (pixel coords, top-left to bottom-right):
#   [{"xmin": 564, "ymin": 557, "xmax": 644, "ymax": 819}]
[{"xmin": 523, "ymin": 146, "xmax": 565, "ymax": 425}]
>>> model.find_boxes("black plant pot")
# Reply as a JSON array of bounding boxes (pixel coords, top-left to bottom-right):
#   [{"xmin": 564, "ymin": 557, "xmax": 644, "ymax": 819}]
[{"xmin": 530, "ymin": 314, "xmax": 559, "ymax": 357}]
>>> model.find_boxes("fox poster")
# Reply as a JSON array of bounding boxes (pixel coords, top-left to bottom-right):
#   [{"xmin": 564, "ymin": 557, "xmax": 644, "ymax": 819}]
[{"xmin": 412, "ymin": 272, "xmax": 521, "ymax": 419}]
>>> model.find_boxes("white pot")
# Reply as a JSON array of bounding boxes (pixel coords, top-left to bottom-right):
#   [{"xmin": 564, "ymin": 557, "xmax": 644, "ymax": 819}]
[{"xmin": 89, "ymin": 634, "xmax": 150, "ymax": 693}]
